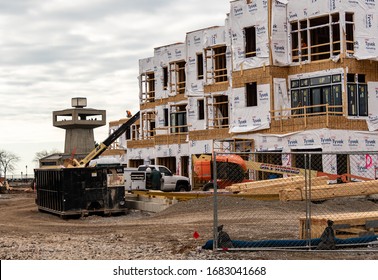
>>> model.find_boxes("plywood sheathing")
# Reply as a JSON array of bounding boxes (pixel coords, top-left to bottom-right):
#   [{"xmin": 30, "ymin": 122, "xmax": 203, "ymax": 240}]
[
  {"xmin": 189, "ymin": 128, "xmax": 231, "ymax": 141},
  {"xmin": 204, "ymin": 82, "xmax": 229, "ymax": 94},
  {"xmin": 126, "ymin": 139, "xmax": 155, "ymax": 149}
]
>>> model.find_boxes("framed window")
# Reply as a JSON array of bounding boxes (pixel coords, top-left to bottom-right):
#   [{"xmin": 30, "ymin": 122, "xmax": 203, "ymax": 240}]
[
  {"xmin": 345, "ymin": 13, "xmax": 354, "ymax": 55},
  {"xmin": 169, "ymin": 61, "xmax": 186, "ymax": 95},
  {"xmin": 198, "ymin": 99, "xmax": 205, "ymax": 120},
  {"xmin": 164, "ymin": 108, "xmax": 169, "ymax": 127},
  {"xmin": 140, "ymin": 72, "xmax": 155, "ymax": 103},
  {"xmin": 347, "ymin": 74, "xmax": 368, "ymax": 117},
  {"xmin": 163, "ymin": 67, "xmax": 168, "ymax": 90},
  {"xmin": 170, "ymin": 105, "xmax": 187, "ymax": 133},
  {"xmin": 244, "ymin": 26, "xmax": 256, "ymax": 58},
  {"xmin": 213, "ymin": 95, "xmax": 229, "ymax": 128},
  {"xmin": 142, "ymin": 111, "xmax": 156, "ymax": 139},
  {"xmin": 290, "ymin": 73, "xmax": 343, "ymax": 114},
  {"xmin": 205, "ymin": 46, "xmax": 228, "ymax": 84},
  {"xmin": 246, "ymin": 82, "xmax": 258, "ymax": 107},
  {"xmin": 291, "ymin": 13, "xmax": 344, "ymax": 62},
  {"xmin": 197, "ymin": 53, "xmax": 204, "ymax": 80}
]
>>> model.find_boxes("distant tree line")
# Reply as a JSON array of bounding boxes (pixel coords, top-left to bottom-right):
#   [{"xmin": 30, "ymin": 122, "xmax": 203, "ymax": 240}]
[{"xmin": 0, "ymin": 150, "xmax": 20, "ymax": 180}]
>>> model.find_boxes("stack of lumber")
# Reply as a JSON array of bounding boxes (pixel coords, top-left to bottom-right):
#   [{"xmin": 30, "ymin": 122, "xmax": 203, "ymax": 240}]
[
  {"xmin": 280, "ymin": 180, "xmax": 378, "ymax": 201},
  {"xmin": 299, "ymin": 211, "xmax": 378, "ymax": 239},
  {"xmin": 226, "ymin": 176, "xmax": 329, "ymax": 195}
]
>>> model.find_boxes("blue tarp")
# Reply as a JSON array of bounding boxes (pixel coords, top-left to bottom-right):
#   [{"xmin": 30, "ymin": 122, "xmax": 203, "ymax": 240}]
[{"xmin": 202, "ymin": 235, "xmax": 378, "ymax": 250}]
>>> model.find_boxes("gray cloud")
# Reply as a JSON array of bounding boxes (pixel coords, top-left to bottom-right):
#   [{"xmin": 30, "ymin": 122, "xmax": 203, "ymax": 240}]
[{"xmin": 0, "ymin": 0, "xmax": 230, "ymax": 174}]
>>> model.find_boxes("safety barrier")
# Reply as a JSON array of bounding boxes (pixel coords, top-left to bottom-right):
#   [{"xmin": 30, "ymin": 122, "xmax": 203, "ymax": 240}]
[{"xmin": 211, "ymin": 151, "xmax": 378, "ymax": 251}]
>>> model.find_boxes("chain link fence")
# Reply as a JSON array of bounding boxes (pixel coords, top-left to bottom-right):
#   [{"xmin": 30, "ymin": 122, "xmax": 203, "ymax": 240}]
[{"xmin": 208, "ymin": 151, "xmax": 378, "ymax": 251}]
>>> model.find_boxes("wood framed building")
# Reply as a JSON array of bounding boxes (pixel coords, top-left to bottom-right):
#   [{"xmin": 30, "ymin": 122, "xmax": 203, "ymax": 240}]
[{"xmin": 110, "ymin": 0, "xmax": 378, "ymax": 188}]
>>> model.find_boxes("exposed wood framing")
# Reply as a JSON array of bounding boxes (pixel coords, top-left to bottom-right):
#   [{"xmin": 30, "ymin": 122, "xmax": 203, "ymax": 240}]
[
  {"xmin": 280, "ymin": 180, "xmax": 378, "ymax": 201},
  {"xmin": 299, "ymin": 211, "xmax": 378, "ymax": 239},
  {"xmin": 227, "ymin": 176, "xmax": 329, "ymax": 195}
]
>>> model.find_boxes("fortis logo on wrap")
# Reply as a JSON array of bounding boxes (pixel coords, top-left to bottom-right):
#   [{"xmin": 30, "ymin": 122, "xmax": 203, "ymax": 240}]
[
  {"xmin": 365, "ymin": 138, "xmax": 377, "ymax": 147},
  {"xmin": 194, "ymin": 36, "xmax": 201, "ymax": 45},
  {"xmin": 252, "ymin": 117, "xmax": 262, "ymax": 125},
  {"xmin": 233, "ymin": 6, "xmax": 243, "ymax": 16},
  {"xmin": 259, "ymin": 91, "xmax": 269, "ymax": 101},
  {"xmin": 238, "ymin": 119, "xmax": 247, "ymax": 127},
  {"xmin": 175, "ymin": 49, "xmax": 182, "ymax": 58},
  {"xmin": 329, "ymin": 0, "xmax": 336, "ymax": 10},
  {"xmin": 210, "ymin": 34, "xmax": 218, "ymax": 45},
  {"xmin": 303, "ymin": 138, "xmax": 315, "ymax": 146},
  {"xmin": 365, "ymin": 39, "xmax": 376, "ymax": 51},
  {"xmin": 320, "ymin": 137, "xmax": 332, "ymax": 145},
  {"xmin": 287, "ymin": 139, "xmax": 298, "ymax": 147},
  {"xmin": 366, "ymin": 14, "xmax": 374, "ymax": 29},
  {"xmin": 348, "ymin": 138, "xmax": 359, "ymax": 147},
  {"xmin": 247, "ymin": 2, "xmax": 257, "ymax": 13},
  {"xmin": 332, "ymin": 138, "xmax": 344, "ymax": 147},
  {"xmin": 190, "ymin": 83, "xmax": 198, "ymax": 91},
  {"xmin": 256, "ymin": 26, "xmax": 266, "ymax": 35},
  {"xmin": 289, "ymin": 12, "xmax": 298, "ymax": 19},
  {"xmin": 188, "ymin": 57, "xmax": 196, "ymax": 66},
  {"xmin": 365, "ymin": 0, "xmax": 376, "ymax": 7},
  {"xmin": 275, "ymin": 1, "xmax": 286, "ymax": 8},
  {"xmin": 274, "ymin": 44, "xmax": 285, "ymax": 54}
]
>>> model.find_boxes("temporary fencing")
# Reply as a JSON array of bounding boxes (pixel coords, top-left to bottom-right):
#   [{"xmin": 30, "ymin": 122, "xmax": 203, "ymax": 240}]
[{"xmin": 210, "ymin": 151, "xmax": 378, "ymax": 251}]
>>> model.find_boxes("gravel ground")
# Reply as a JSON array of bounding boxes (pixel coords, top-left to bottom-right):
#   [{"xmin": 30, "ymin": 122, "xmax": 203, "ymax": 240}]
[{"xmin": 1, "ymin": 191, "xmax": 378, "ymax": 260}]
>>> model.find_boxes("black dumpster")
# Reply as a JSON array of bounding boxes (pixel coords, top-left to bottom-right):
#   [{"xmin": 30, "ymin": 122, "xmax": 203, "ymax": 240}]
[{"xmin": 35, "ymin": 166, "xmax": 126, "ymax": 218}]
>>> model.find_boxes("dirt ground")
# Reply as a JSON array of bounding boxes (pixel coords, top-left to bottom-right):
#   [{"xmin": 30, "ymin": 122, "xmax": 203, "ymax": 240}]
[{"xmin": 1, "ymin": 190, "xmax": 378, "ymax": 260}]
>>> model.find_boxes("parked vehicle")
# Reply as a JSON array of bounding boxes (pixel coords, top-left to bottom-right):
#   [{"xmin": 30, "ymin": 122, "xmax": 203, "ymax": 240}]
[{"xmin": 129, "ymin": 165, "xmax": 191, "ymax": 192}]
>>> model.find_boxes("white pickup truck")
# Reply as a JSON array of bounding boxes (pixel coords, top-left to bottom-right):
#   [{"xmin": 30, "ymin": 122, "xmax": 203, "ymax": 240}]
[{"xmin": 127, "ymin": 165, "xmax": 191, "ymax": 192}]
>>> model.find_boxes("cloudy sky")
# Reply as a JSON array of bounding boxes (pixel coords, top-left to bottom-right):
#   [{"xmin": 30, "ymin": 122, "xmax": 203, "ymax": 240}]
[{"xmin": 0, "ymin": 0, "xmax": 231, "ymax": 176}]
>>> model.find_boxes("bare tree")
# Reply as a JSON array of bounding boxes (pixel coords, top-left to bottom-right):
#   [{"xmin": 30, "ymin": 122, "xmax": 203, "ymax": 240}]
[{"xmin": 0, "ymin": 150, "xmax": 20, "ymax": 180}]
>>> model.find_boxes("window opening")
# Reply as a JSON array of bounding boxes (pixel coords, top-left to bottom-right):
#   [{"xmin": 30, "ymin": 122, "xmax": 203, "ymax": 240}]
[
  {"xmin": 198, "ymin": 99, "xmax": 205, "ymax": 120},
  {"xmin": 290, "ymin": 74, "xmax": 342, "ymax": 115},
  {"xmin": 345, "ymin": 13, "xmax": 354, "ymax": 55},
  {"xmin": 169, "ymin": 61, "xmax": 186, "ymax": 95},
  {"xmin": 347, "ymin": 74, "xmax": 368, "ymax": 117},
  {"xmin": 205, "ymin": 46, "xmax": 228, "ymax": 84},
  {"xmin": 244, "ymin": 26, "xmax": 256, "ymax": 58},
  {"xmin": 291, "ymin": 13, "xmax": 346, "ymax": 62},
  {"xmin": 163, "ymin": 67, "xmax": 168, "ymax": 90},
  {"xmin": 246, "ymin": 82, "xmax": 258, "ymax": 107},
  {"xmin": 209, "ymin": 95, "xmax": 229, "ymax": 128},
  {"xmin": 197, "ymin": 53, "xmax": 204, "ymax": 80},
  {"xmin": 140, "ymin": 72, "xmax": 155, "ymax": 103},
  {"xmin": 164, "ymin": 108, "xmax": 169, "ymax": 127},
  {"xmin": 170, "ymin": 105, "xmax": 188, "ymax": 134},
  {"xmin": 142, "ymin": 111, "xmax": 156, "ymax": 139}
]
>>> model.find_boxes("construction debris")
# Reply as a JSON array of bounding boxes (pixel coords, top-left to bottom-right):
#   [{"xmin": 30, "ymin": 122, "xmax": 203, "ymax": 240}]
[
  {"xmin": 280, "ymin": 180, "xmax": 378, "ymax": 201},
  {"xmin": 227, "ymin": 176, "xmax": 329, "ymax": 195},
  {"xmin": 299, "ymin": 211, "xmax": 378, "ymax": 239}
]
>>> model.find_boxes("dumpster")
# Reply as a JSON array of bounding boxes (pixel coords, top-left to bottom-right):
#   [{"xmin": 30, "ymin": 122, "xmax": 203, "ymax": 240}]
[{"xmin": 34, "ymin": 166, "xmax": 126, "ymax": 218}]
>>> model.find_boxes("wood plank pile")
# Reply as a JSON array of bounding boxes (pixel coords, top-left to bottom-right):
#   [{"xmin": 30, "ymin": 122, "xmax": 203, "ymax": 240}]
[
  {"xmin": 279, "ymin": 180, "xmax": 378, "ymax": 201},
  {"xmin": 226, "ymin": 176, "xmax": 329, "ymax": 195},
  {"xmin": 299, "ymin": 211, "xmax": 378, "ymax": 239}
]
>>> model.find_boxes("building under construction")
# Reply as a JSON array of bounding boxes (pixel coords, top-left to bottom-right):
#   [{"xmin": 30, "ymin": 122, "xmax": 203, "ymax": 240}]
[{"xmin": 103, "ymin": 0, "xmax": 378, "ymax": 188}]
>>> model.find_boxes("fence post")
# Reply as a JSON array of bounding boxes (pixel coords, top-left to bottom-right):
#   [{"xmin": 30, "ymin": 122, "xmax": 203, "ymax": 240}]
[
  {"xmin": 213, "ymin": 151, "xmax": 219, "ymax": 251},
  {"xmin": 308, "ymin": 153, "xmax": 312, "ymax": 250},
  {"xmin": 304, "ymin": 153, "xmax": 311, "ymax": 249}
]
